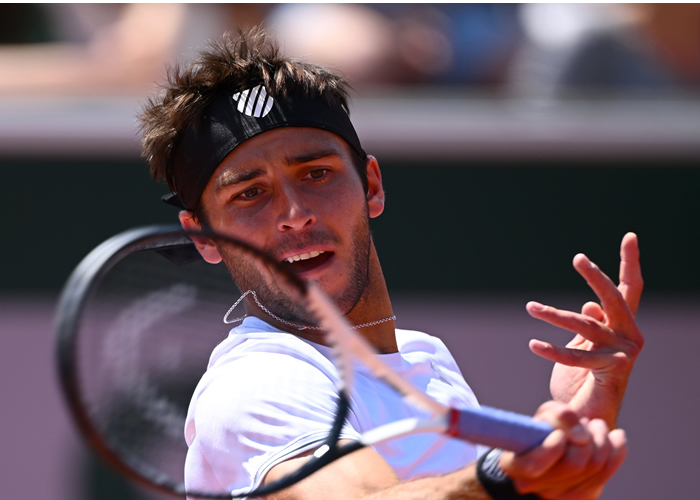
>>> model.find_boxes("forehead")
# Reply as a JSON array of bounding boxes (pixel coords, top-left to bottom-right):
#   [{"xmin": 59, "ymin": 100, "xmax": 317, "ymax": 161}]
[{"xmin": 212, "ymin": 127, "xmax": 353, "ymax": 177}]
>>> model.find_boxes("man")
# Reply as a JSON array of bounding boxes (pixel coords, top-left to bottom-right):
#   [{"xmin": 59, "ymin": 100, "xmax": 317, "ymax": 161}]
[{"xmin": 139, "ymin": 29, "xmax": 643, "ymax": 500}]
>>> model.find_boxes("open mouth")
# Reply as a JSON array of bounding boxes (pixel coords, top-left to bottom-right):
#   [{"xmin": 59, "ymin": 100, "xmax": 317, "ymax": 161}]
[{"xmin": 282, "ymin": 250, "xmax": 334, "ymax": 274}]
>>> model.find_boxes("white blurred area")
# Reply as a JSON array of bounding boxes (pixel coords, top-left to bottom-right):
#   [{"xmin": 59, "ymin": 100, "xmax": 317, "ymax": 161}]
[{"xmin": 1, "ymin": 3, "xmax": 699, "ymax": 160}]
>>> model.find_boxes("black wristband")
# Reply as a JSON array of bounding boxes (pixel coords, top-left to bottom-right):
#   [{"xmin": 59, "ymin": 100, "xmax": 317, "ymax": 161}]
[{"xmin": 476, "ymin": 449, "xmax": 541, "ymax": 500}]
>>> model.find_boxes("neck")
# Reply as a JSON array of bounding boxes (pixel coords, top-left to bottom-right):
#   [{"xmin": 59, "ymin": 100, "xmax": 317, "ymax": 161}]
[{"xmin": 343, "ymin": 243, "xmax": 396, "ymax": 353}]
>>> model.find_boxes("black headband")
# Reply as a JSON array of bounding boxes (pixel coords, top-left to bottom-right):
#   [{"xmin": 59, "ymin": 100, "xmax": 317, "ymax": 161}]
[{"xmin": 165, "ymin": 84, "xmax": 366, "ymax": 211}]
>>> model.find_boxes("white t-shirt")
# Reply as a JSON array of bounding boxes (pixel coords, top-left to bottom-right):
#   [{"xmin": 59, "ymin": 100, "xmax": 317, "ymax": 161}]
[{"xmin": 184, "ymin": 316, "xmax": 483, "ymax": 497}]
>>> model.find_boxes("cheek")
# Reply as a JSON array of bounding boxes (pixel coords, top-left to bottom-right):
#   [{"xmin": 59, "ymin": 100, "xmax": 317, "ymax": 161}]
[
  {"xmin": 317, "ymin": 195, "xmax": 366, "ymax": 236},
  {"xmin": 316, "ymin": 180, "xmax": 367, "ymax": 216},
  {"xmin": 208, "ymin": 204, "xmax": 274, "ymax": 247}
]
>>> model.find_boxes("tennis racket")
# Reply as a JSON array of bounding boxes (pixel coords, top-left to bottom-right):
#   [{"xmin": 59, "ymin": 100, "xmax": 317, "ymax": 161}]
[{"xmin": 55, "ymin": 225, "xmax": 552, "ymax": 499}]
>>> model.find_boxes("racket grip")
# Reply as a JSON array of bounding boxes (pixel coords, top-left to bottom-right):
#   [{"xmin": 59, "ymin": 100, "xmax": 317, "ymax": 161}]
[{"xmin": 447, "ymin": 406, "xmax": 553, "ymax": 455}]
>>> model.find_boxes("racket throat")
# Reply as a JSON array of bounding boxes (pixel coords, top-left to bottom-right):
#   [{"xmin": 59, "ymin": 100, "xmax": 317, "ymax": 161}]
[{"xmin": 360, "ymin": 414, "xmax": 448, "ymax": 446}]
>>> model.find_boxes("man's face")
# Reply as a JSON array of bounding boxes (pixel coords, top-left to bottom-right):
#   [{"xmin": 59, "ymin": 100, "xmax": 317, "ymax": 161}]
[{"xmin": 193, "ymin": 127, "xmax": 381, "ymax": 322}]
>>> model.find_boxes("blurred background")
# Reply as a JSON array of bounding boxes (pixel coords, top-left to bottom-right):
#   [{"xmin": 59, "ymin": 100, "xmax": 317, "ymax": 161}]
[{"xmin": 1, "ymin": 3, "xmax": 698, "ymax": 499}]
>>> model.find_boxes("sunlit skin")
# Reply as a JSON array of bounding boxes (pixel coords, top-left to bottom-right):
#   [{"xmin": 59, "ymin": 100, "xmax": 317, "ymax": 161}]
[
  {"xmin": 525, "ymin": 233, "xmax": 644, "ymax": 430},
  {"xmin": 179, "ymin": 125, "xmax": 643, "ymax": 500},
  {"xmin": 180, "ymin": 127, "xmax": 398, "ymax": 353}
]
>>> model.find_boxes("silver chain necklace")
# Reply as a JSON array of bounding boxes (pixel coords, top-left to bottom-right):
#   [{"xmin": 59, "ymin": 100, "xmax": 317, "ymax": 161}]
[{"xmin": 223, "ymin": 290, "xmax": 396, "ymax": 331}]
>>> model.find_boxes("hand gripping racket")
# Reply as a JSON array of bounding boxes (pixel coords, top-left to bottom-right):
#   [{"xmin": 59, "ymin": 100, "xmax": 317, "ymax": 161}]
[{"xmin": 55, "ymin": 225, "xmax": 552, "ymax": 498}]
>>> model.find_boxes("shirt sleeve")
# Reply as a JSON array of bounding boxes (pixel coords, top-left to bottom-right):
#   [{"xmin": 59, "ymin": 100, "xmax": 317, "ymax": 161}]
[{"xmin": 189, "ymin": 348, "xmax": 361, "ymax": 495}]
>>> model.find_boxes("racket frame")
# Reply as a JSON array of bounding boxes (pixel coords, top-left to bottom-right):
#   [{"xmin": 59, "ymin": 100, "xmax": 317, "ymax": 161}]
[{"xmin": 54, "ymin": 225, "xmax": 314, "ymax": 498}]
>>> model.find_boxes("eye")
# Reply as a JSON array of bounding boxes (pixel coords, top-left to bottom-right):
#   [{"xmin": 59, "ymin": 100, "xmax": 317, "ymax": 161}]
[
  {"xmin": 308, "ymin": 169, "xmax": 329, "ymax": 180},
  {"xmin": 238, "ymin": 187, "xmax": 262, "ymax": 199}
]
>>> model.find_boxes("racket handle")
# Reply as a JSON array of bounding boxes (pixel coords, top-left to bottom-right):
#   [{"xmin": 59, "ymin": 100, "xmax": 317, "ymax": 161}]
[{"xmin": 447, "ymin": 406, "xmax": 553, "ymax": 455}]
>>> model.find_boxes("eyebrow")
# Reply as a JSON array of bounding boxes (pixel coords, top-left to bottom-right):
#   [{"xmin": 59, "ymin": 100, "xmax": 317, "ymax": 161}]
[
  {"xmin": 214, "ymin": 148, "xmax": 343, "ymax": 193},
  {"xmin": 215, "ymin": 167, "xmax": 265, "ymax": 192},
  {"xmin": 286, "ymin": 148, "xmax": 342, "ymax": 166}
]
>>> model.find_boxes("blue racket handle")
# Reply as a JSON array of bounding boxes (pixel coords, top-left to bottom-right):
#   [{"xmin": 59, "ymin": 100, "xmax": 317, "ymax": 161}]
[{"xmin": 447, "ymin": 406, "xmax": 553, "ymax": 454}]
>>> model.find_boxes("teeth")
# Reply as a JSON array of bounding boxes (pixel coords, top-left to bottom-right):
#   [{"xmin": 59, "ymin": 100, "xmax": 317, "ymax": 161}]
[{"xmin": 285, "ymin": 250, "xmax": 325, "ymax": 264}]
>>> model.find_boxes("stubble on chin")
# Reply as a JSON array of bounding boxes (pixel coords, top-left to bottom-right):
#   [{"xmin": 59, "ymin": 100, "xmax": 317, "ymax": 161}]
[
  {"xmin": 218, "ymin": 215, "xmax": 372, "ymax": 325},
  {"xmin": 334, "ymin": 216, "xmax": 371, "ymax": 316}
]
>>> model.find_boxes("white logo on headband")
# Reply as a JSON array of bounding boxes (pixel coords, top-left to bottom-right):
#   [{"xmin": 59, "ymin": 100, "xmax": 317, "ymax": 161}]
[{"xmin": 232, "ymin": 85, "xmax": 274, "ymax": 118}]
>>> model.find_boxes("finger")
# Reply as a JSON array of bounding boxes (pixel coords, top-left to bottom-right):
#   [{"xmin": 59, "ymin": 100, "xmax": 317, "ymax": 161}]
[
  {"xmin": 527, "ymin": 302, "xmax": 616, "ymax": 346},
  {"xmin": 552, "ymin": 429, "xmax": 627, "ymax": 500},
  {"xmin": 536, "ymin": 428, "xmax": 624, "ymax": 500},
  {"xmin": 584, "ymin": 419, "xmax": 611, "ymax": 477},
  {"xmin": 573, "ymin": 254, "xmax": 634, "ymax": 329},
  {"xmin": 529, "ymin": 340, "xmax": 631, "ymax": 370},
  {"xmin": 516, "ymin": 420, "xmax": 609, "ymax": 496},
  {"xmin": 581, "ymin": 301, "xmax": 605, "ymax": 322},
  {"xmin": 515, "ymin": 437, "xmax": 595, "ymax": 494},
  {"xmin": 500, "ymin": 429, "xmax": 568, "ymax": 479},
  {"xmin": 533, "ymin": 401, "xmax": 590, "ymax": 446},
  {"xmin": 618, "ymin": 232, "xmax": 643, "ymax": 317}
]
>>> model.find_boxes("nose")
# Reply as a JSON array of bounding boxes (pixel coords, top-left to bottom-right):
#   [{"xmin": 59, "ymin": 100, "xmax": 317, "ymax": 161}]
[{"xmin": 275, "ymin": 185, "xmax": 316, "ymax": 232}]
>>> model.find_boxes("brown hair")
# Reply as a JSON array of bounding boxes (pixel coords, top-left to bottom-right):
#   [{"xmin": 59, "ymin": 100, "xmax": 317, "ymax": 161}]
[{"xmin": 139, "ymin": 27, "xmax": 367, "ymax": 220}]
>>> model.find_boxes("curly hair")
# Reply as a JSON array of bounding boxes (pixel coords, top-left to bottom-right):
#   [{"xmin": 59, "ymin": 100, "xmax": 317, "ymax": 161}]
[{"xmin": 138, "ymin": 27, "xmax": 366, "ymax": 218}]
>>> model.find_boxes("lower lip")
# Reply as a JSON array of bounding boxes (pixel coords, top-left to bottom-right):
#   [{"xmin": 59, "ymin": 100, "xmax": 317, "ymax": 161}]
[{"xmin": 286, "ymin": 252, "xmax": 335, "ymax": 278}]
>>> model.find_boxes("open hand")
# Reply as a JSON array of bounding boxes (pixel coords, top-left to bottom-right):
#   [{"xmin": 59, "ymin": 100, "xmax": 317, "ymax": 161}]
[{"xmin": 526, "ymin": 233, "xmax": 644, "ymax": 428}]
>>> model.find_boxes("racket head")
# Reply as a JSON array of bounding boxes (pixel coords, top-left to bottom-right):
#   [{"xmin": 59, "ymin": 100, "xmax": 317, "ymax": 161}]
[{"xmin": 54, "ymin": 225, "xmax": 352, "ymax": 498}]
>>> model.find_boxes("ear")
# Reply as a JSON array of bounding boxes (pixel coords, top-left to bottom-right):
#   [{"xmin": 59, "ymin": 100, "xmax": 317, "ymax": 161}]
[
  {"xmin": 178, "ymin": 210, "xmax": 223, "ymax": 264},
  {"xmin": 365, "ymin": 155, "xmax": 385, "ymax": 219}
]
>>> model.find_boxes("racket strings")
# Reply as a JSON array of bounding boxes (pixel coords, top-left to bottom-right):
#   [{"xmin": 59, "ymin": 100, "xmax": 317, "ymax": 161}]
[
  {"xmin": 76, "ymin": 250, "xmax": 242, "ymax": 483},
  {"xmin": 73, "ymin": 242, "xmax": 346, "ymax": 496}
]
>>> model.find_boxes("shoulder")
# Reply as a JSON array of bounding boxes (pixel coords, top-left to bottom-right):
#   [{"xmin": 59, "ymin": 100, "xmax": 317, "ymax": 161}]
[
  {"xmin": 185, "ymin": 319, "xmax": 358, "ymax": 492},
  {"xmin": 187, "ymin": 318, "xmax": 342, "ymax": 441},
  {"xmin": 202, "ymin": 317, "xmax": 338, "ymax": 387},
  {"xmin": 195, "ymin": 322, "xmax": 340, "ymax": 414},
  {"xmin": 395, "ymin": 327, "xmax": 479, "ymax": 409},
  {"xmin": 395, "ymin": 328, "xmax": 454, "ymax": 360}
]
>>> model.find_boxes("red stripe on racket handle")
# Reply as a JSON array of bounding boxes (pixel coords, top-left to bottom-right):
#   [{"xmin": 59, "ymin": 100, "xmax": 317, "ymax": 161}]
[{"xmin": 446, "ymin": 406, "xmax": 553, "ymax": 455}]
